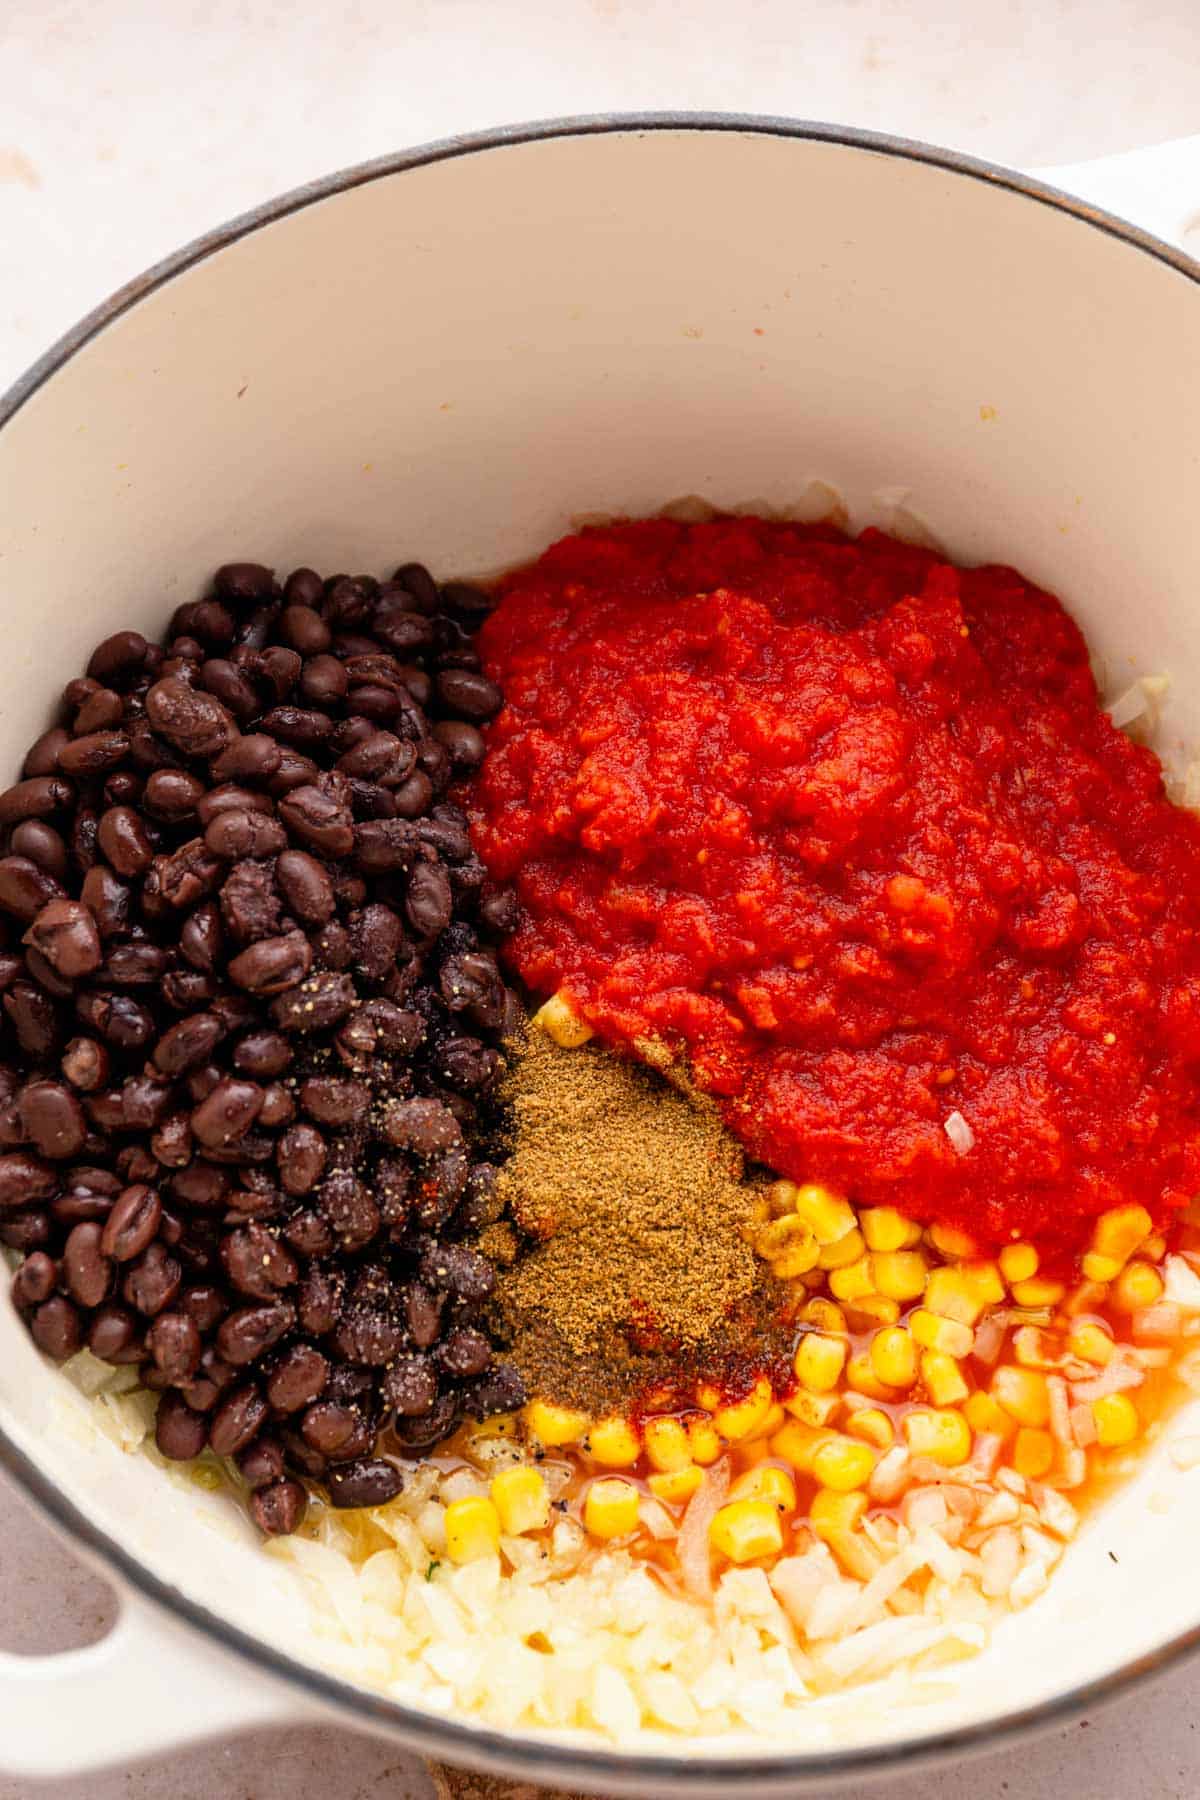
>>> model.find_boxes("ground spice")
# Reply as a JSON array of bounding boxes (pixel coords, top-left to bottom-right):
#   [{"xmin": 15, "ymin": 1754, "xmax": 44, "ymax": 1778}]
[{"xmin": 490, "ymin": 1027, "xmax": 785, "ymax": 1411}]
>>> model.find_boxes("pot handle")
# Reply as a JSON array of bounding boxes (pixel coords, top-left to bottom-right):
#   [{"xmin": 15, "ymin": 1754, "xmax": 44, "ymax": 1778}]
[
  {"xmin": 1033, "ymin": 134, "xmax": 1200, "ymax": 251},
  {"xmin": 0, "ymin": 1590, "xmax": 302, "ymax": 1777}
]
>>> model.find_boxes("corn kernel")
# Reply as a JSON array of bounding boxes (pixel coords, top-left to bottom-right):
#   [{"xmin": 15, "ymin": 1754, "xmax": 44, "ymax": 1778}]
[
  {"xmin": 1143, "ymin": 1232, "xmax": 1167, "ymax": 1262},
  {"xmin": 584, "ymin": 1477, "xmax": 640, "ymax": 1540},
  {"xmin": 644, "ymin": 1416, "xmax": 693, "ymax": 1472},
  {"xmin": 870, "ymin": 1325, "xmax": 918, "ymax": 1390},
  {"xmin": 1012, "ymin": 1427, "xmax": 1055, "ymax": 1479},
  {"xmin": 445, "ymin": 1496, "xmax": 501, "ymax": 1563},
  {"xmin": 729, "ymin": 1464, "xmax": 798, "ymax": 1512},
  {"xmin": 769, "ymin": 1420, "xmax": 826, "ymax": 1471},
  {"xmin": 845, "ymin": 1295, "xmax": 902, "ymax": 1329},
  {"xmin": 921, "ymin": 1349, "xmax": 969, "ymax": 1406},
  {"xmin": 810, "ymin": 1488, "xmax": 868, "ymax": 1539},
  {"xmin": 800, "ymin": 1297, "xmax": 848, "ymax": 1335},
  {"xmin": 1000, "ymin": 1243, "xmax": 1039, "ymax": 1284},
  {"xmin": 1092, "ymin": 1392, "xmax": 1140, "ymax": 1447},
  {"xmin": 845, "ymin": 1407, "xmax": 895, "ymax": 1450},
  {"xmin": 819, "ymin": 1228, "xmax": 867, "ymax": 1271},
  {"xmin": 964, "ymin": 1391, "xmax": 1015, "ymax": 1439},
  {"xmin": 923, "ymin": 1267, "xmax": 981, "ymax": 1325},
  {"xmin": 861, "ymin": 1207, "xmax": 923, "ymax": 1251},
  {"xmin": 756, "ymin": 1213, "xmax": 821, "ymax": 1277},
  {"xmin": 1082, "ymin": 1251, "xmax": 1122, "ymax": 1284},
  {"xmin": 904, "ymin": 1408, "xmax": 972, "ymax": 1466},
  {"xmin": 846, "ymin": 1353, "xmax": 892, "ymax": 1399},
  {"xmin": 532, "ymin": 991, "xmax": 593, "ymax": 1047},
  {"xmin": 490, "ymin": 1466, "xmax": 551, "ymax": 1535},
  {"xmin": 871, "ymin": 1250, "xmax": 929, "ymax": 1302},
  {"xmin": 829, "ymin": 1255, "xmax": 876, "ymax": 1302},
  {"xmin": 766, "ymin": 1178, "xmax": 799, "ymax": 1216},
  {"xmin": 525, "ymin": 1399, "xmax": 590, "ymax": 1447},
  {"xmin": 648, "ymin": 1466, "xmax": 704, "ymax": 1506},
  {"xmin": 910, "ymin": 1309, "xmax": 974, "ymax": 1357},
  {"xmin": 792, "ymin": 1183, "xmax": 857, "ymax": 1245},
  {"xmin": 749, "ymin": 1402, "xmax": 787, "ymax": 1443},
  {"xmin": 1092, "ymin": 1204, "xmax": 1153, "ymax": 1264},
  {"xmin": 927, "ymin": 1222, "xmax": 978, "ymax": 1260},
  {"xmin": 811, "ymin": 1435, "xmax": 877, "ymax": 1491},
  {"xmin": 1011, "ymin": 1276, "xmax": 1066, "ymax": 1308},
  {"xmin": 1068, "ymin": 1320, "xmax": 1114, "ymax": 1366},
  {"xmin": 784, "ymin": 1389, "xmax": 841, "ymax": 1427},
  {"xmin": 710, "ymin": 1498, "xmax": 784, "ymax": 1563},
  {"xmin": 686, "ymin": 1416, "xmax": 723, "ymax": 1465},
  {"xmin": 962, "ymin": 1260, "xmax": 1006, "ymax": 1309},
  {"xmin": 582, "ymin": 1416, "xmax": 638, "ymax": 1468},
  {"xmin": 1112, "ymin": 1260, "xmax": 1165, "ymax": 1313},
  {"xmin": 794, "ymin": 1332, "xmax": 847, "ymax": 1393},
  {"xmin": 992, "ymin": 1365, "xmax": 1050, "ymax": 1428},
  {"xmin": 714, "ymin": 1377, "xmax": 774, "ymax": 1443},
  {"xmin": 738, "ymin": 1436, "xmax": 772, "ymax": 1469}
]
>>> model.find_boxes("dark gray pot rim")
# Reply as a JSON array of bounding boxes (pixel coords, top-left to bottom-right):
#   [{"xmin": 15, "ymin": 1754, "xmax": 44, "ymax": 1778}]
[{"xmin": 2, "ymin": 112, "xmax": 1197, "ymax": 1793}]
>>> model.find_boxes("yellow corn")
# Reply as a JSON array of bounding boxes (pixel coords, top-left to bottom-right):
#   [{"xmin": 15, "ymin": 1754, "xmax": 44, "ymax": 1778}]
[
  {"xmin": 1068, "ymin": 1320, "xmax": 1114, "ymax": 1366},
  {"xmin": 1112, "ymin": 1260, "xmax": 1165, "ymax": 1313},
  {"xmin": 648, "ymin": 1466, "xmax": 704, "ymax": 1506},
  {"xmin": 1010, "ymin": 1276, "xmax": 1066, "ymax": 1308},
  {"xmin": 992, "ymin": 1365, "xmax": 1050, "ymax": 1428},
  {"xmin": 844, "ymin": 1295, "xmax": 902, "ymax": 1328},
  {"xmin": 445, "ymin": 1496, "xmax": 502, "ymax": 1563},
  {"xmin": 713, "ymin": 1377, "xmax": 774, "ymax": 1443},
  {"xmin": 490, "ymin": 1467, "xmax": 550, "ymax": 1536},
  {"xmin": 588, "ymin": 1416, "xmax": 641, "ymax": 1468},
  {"xmin": 1142, "ymin": 1232, "xmax": 1167, "ymax": 1262},
  {"xmin": 1092, "ymin": 1392, "xmax": 1140, "ymax": 1447},
  {"xmin": 800, "ymin": 1297, "xmax": 848, "ymax": 1335},
  {"xmin": 644, "ymin": 1416, "xmax": 693, "ymax": 1472},
  {"xmin": 1081, "ymin": 1251, "xmax": 1122, "ymax": 1284},
  {"xmin": 964, "ymin": 1390, "xmax": 1015, "ymax": 1439},
  {"xmin": 525, "ymin": 1399, "xmax": 591, "ymax": 1447},
  {"xmin": 794, "ymin": 1332, "xmax": 847, "ymax": 1393},
  {"xmin": 811, "ymin": 1436, "xmax": 876, "ymax": 1491},
  {"xmin": 729, "ymin": 1464, "xmax": 798, "ymax": 1512},
  {"xmin": 921, "ymin": 1349, "xmax": 969, "ymax": 1406},
  {"xmin": 962, "ymin": 1260, "xmax": 1006, "ymax": 1309},
  {"xmin": 686, "ymin": 1415, "xmax": 724, "ymax": 1465},
  {"xmin": 870, "ymin": 1250, "xmax": 929, "ymax": 1302},
  {"xmin": 870, "ymin": 1325, "xmax": 918, "ymax": 1390},
  {"xmin": 584, "ymin": 1477, "xmax": 641, "ymax": 1539},
  {"xmin": 1091, "ymin": 1204, "xmax": 1153, "ymax": 1264},
  {"xmin": 845, "ymin": 1407, "xmax": 895, "ymax": 1450},
  {"xmin": 861, "ymin": 1206, "xmax": 923, "ymax": 1252},
  {"xmin": 910, "ymin": 1309, "xmax": 974, "ymax": 1357},
  {"xmin": 709, "ymin": 1499, "xmax": 784, "ymax": 1563},
  {"xmin": 769, "ymin": 1420, "xmax": 826, "ymax": 1472},
  {"xmin": 784, "ymin": 1388, "xmax": 841, "ymax": 1427},
  {"xmin": 904, "ymin": 1408, "xmax": 973, "ymax": 1466},
  {"xmin": 810, "ymin": 1488, "xmax": 868, "ymax": 1539},
  {"xmin": 829, "ymin": 1255, "xmax": 876, "ymax": 1302},
  {"xmin": 846, "ymin": 1352, "xmax": 892, "ymax": 1399},
  {"xmin": 819, "ymin": 1228, "xmax": 867, "ymax": 1271},
  {"xmin": 1012, "ymin": 1427, "xmax": 1055, "ymax": 1479},
  {"xmin": 923, "ymin": 1266, "xmax": 982, "ymax": 1325},
  {"xmin": 927, "ymin": 1222, "xmax": 978, "ymax": 1260},
  {"xmin": 756, "ymin": 1213, "xmax": 821, "ymax": 1277},
  {"xmin": 792, "ymin": 1183, "xmax": 857, "ymax": 1245},
  {"xmin": 1000, "ymin": 1243, "xmax": 1039, "ymax": 1284},
  {"xmin": 532, "ymin": 991, "xmax": 594, "ymax": 1047},
  {"xmin": 750, "ymin": 1402, "xmax": 788, "ymax": 1443}
]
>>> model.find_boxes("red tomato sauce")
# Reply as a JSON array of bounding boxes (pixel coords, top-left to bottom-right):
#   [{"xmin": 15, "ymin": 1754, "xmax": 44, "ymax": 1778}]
[{"xmin": 469, "ymin": 516, "xmax": 1200, "ymax": 1258}]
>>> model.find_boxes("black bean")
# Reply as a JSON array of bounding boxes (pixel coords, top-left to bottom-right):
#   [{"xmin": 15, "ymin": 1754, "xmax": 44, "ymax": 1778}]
[
  {"xmin": 24, "ymin": 727, "xmax": 71, "ymax": 778},
  {"xmin": 420, "ymin": 1238, "xmax": 494, "ymax": 1302},
  {"xmin": 152, "ymin": 837, "xmax": 222, "ymax": 910},
  {"xmin": 209, "ymin": 1383, "xmax": 269, "ymax": 1457},
  {"xmin": 22, "ymin": 899, "xmax": 102, "ymax": 979},
  {"xmin": 433, "ymin": 719, "xmax": 486, "ymax": 769},
  {"xmin": 210, "ymin": 733, "xmax": 283, "ymax": 784},
  {"xmin": 101, "ymin": 1184, "xmax": 163, "ymax": 1261},
  {"xmin": 318, "ymin": 1169, "xmax": 380, "ymax": 1250},
  {"xmin": 434, "ymin": 668, "xmax": 502, "ymax": 720},
  {"xmin": 87, "ymin": 630, "xmax": 150, "ymax": 686},
  {"xmin": 143, "ymin": 768, "xmax": 206, "ymax": 822},
  {"xmin": 4, "ymin": 981, "xmax": 59, "ymax": 1057},
  {"xmin": 383, "ymin": 1096, "xmax": 462, "ymax": 1156},
  {"xmin": 405, "ymin": 861, "xmax": 452, "ymax": 936},
  {"xmin": 237, "ymin": 1435, "xmax": 286, "ymax": 1489},
  {"xmin": 250, "ymin": 1478, "xmax": 307, "ymax": 1535},
  {"xmin": 123, "ymin": 1241, "xmax": 182, "ymax": 1316},
  {"xmin": 204, "ymin": 808, "xmax": 287, "ymax": 860},
  {"xmin": 0, "ymin": 857, "xmax": 65, "ymax": 922},
  {"xmin": 438, "ymin": 1326, "xmax": 492, "ymax": 1378},
  {"xmin": 217, "ymin": 1301, "xmax": 295, "ymax": 1366},
  {"xmin": 62, "ymin": 1221, "xmax": 113, "ymax": 1307},
  {"xmin": 0, "ymin": 776, "xmax": 75, "ymax": 827},
  {"xmin": 278, "ymin": 785, "xmax": 354, "ymax": 858},
  {"xmin": 12, "ymin": 1250, "xmax": 58, "ymax": 1309},
  {"xmin": 87, "ymin": 1303, "xmax": 141, "ymax": 1363},
  {"xmin": 215, "ymin": 562, "xmax": 274, "ymax": 604},
  {"xmin": 75, "ymin": 989, "xmax": 155, "ymax": 1051},
  {"xmin": 80, "ymin": 866, "xmax": 132, "ymax": 937},
  {"xmin": 190, "ymin": 1079, "xmax": 265, "ymax": 1148},
  {"xmin": 393, "ymin": 1390, "xmax": 460, "ymax": 1449},
  {"xmin": 228, "ymin": 931, "xmax": 311, "ymax": 995},
  {"xmin": 301, "ymin": 1401, "xmax": 364, "ymax": 1458},
  {"xmin": 19, "ymin": 1080, "xmax": 87, "ymax": 1159},
  {"xmin": 11, "ymin": 821, "xmax": 68, "ymax": 880},
  {"xmin": 144, "ymin": 677, "xmax": 238, "ymax": 758},
  {"xmin": 296, "ymin": 1265, "xmax": 341, "ymax": 1337},
  {"xmin": 219, "ymin": 860, "xmax": 282, "ymax": 943},
  {"xmin": 269, "ymin": 971, "xmax": 357, "ymax": 1034},
  {"xmin": 0, "ymin": 1211, "xmax": 53, "ymax": 1252},
  {"xmin": 299, "ymin": 1077, "xmax": 370, "ymax": 1127},
  {"xmin": 274, "ymin": 849, "xmax": 334, "ymax": 924},
  {"xmin": 146, "ymin": 1311, "xmax": 202, "ymax": 1382},
  {"xmin": 461, "ymin": 1363, "xmax": 527, "ymax": 1420},
  {"xmin": 221, "ymin": 1221, "xmax": 298, "ymax": 1298},
  {"xmin": 325, "ymin": 1458, "xmax": 403, "ymax": 1509}
]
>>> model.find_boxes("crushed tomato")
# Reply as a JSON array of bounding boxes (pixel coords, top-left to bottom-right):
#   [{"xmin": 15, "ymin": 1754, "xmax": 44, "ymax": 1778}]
[{"xmin": 469, "ymin": 516, "xmax": 1200, "ymax": 1258}]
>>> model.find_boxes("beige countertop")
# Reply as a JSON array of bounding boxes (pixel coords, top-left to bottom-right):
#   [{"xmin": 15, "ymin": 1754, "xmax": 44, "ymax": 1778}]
[{"xmin": 2, "ymin": 0, "xmax": 1199, "ymax": 1792}]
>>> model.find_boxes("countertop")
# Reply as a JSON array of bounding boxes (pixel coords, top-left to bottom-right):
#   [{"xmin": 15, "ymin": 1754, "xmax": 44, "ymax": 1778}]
[{"xmin": 2, "ymin": 0, "xmax": 1199, "ymax": 1793}]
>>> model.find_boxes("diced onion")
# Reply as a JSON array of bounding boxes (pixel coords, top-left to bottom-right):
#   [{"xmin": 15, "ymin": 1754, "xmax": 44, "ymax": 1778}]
[{"xmin": 944, "ymin": 1110, "xmax": 975, "ymax": 1154}]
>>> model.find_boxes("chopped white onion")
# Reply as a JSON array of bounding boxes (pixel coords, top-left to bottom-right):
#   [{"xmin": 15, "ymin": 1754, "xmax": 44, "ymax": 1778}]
[{"xmin": 944, "ymin": 1110, "xmax": 975, "ymax": 1154}]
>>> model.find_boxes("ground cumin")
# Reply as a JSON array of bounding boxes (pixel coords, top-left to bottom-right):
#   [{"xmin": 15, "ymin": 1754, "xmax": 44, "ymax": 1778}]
[{"xmin": 490, "ymin": 1027, "xmax": 784, "ymax": 1411}]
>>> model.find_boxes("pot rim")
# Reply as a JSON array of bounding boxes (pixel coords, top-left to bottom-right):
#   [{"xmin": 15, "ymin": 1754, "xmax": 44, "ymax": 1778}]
[{"xmin": 2, "ymin": 111, "xmax": 1199, "ymax": 1789}]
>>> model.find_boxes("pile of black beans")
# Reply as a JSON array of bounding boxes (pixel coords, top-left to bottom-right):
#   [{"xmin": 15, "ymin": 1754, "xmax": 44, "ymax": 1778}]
[{"xmin": 0, "ymin": 560, "xmax": 525, "ymax": 1535}]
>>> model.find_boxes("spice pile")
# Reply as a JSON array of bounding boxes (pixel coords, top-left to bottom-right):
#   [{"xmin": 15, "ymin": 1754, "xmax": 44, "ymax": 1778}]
[
  {"xmin": 489, "ymin": 1021, "xmax": 785, "ymax": 1411},
  {"xmin": 1, "ymin": 558, "xmax": 525, "ymax": 1533}
]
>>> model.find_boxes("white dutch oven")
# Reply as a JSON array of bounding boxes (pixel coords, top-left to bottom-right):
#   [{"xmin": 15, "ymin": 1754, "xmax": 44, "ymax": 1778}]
[{"xmin": 1, "ymin": 116, "xmax": 1200, "ymax": 1794}]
